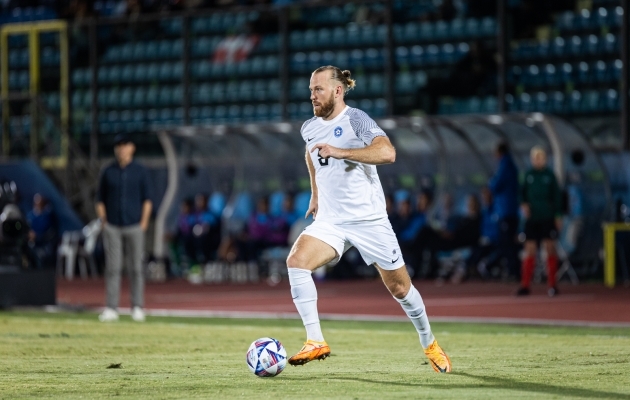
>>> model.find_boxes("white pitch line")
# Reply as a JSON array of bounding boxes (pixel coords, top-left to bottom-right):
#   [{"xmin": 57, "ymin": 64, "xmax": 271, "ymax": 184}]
[{"xmin": 74, "ymin": 307, "xmax": 630, "ymax": 328}]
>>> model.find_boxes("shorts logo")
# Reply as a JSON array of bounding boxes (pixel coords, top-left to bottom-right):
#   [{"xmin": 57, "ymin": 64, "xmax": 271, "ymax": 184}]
[{"xmin": 334, "ymin": 126, "xmax": 343, "ymax": 137}]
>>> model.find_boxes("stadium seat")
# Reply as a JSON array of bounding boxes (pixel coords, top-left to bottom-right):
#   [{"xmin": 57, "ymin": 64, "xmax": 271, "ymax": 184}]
[
  {"xmin": 434, "ymin": 21, "xmax": 449, "ymax": 40},
  {"xmin": 106, "ymin": 88, "xmax": 119, "ymax": 109},
  {"xmin": 409, "ymin": 45, "xmax": 424, "ymax": 66},
  {"xmin": 146, "ymin": 87, "xmax": 159, "ymax": 107},
  {"xmin": 594, "ymin": 60, "xmax": 607, "ymax": 82},
  {"xmin": 465, "ymin": 18, "xmax": 479, "ymax": 37},
  {"xmin": 140, "ymin": 41, "xmax": 155, "ymax": 61},
  {"xmin": 370, "ymin": 98, "xmax": 385, "ymax": 117},
  {"xmin": 302, "ymin": 30, "xmax": 317, "ymax": 50},
  {"xmin": 132, "ymin": 42, "xmax": 147, "ymax": 61},
  {"xmin": 349, "ymin": 49, "xmax": 364, "ymax": 69},
  {"xmin": 346, "ymin": 25, "xmax": 360, "ymax": 47},
  {"xmin": 595, "ymin": 7, "xmax": 608, "ymax": 27},
  {"xmin": 481, "ymin": 96, "xmax": 498, "ymax": 113},
  {"xmin": 536, "ymin": 40, "xmax": 550, "ymax": 58},
  {"xmin": 120, "ymin": 43, "xmax": 133, "ymax": 62},
  {"xmin": 556, "ymin": 11, "xmax": 575, "ymax": 31},
  {"xmin": 560, "ymin": 63, "xmax": 574, "ymax": 83},
  {"xmin": 97, "ymin": 67, "xmax": 109, "ymax": 85},
  {"xmin": 359, "ymin": 99, "xmax": 374, "ymax": 115},
  {"xmin": 534, "ymin": 92, "xmax": 549, "ymax": 112},
  {"xmin": 441, "ymin": 43, "xmax": 456, "ymax": 64},
  {"xmin": 450, "ymin": 18, "xmax": 465, "ymax": 39},
  {"xmin": 419, "ymin": 21, "xmax": 434, "ymax": 41},
  {"xmin": 257, "ymin": 34, "xmax": 279, "ymax": 53},
  {"xmin": 604, "ymin": 88, "xmax": 619, "ymax": 111},
  {"xmin": 568, "ymin": 90, "xmax": 582, "ymax": 112},
  {"xmin": 524, "ymin": 64, "xmax": 541, "ymax": 86},
  {"xmin": 396, "ymin": 72, "xmax": 414, "ymax": 94},
  {"xmin": 121, "ymin": 65, "xmax": 134, "ymax": 83},
  {"xmin": 330, "ymin": 27, "xmax": 346, "ymax": 48},
  {"xmin": 395, "ymin": 46, "xmax": 409, "ymax": 66},
  {"xmin": 269, "ymin": 104, "xmax": 282, "ymax": 121},
  {"xmin": 480, "ymin": 17, "xmax": 497, "ymax": 36},
  {"xmin": 264, "ymin": 56, "xmax": 278, "ymax": 75},
  {"xmin": 254, "ymin": 104, "xmax": 269, "ymax": 121},
  {"xmin": 290, "ymin": 77, "xmax": 309, "ymax": 100},
  {"xmin": 576, "ymin": 8, "xmax": 593, "ymax": 30},
  {"xmin": 568, "ymin": 36, "xmax": 583, "ymax": 56},
  {"xmin": 225, "ymin": 81, "xmax": 238, "ymax": 102},
  {"xmin": 289, "ymin": 31, "xmax": 304, "ymax": 50},
  {"xmin": 133, "ymin": 64, "xmax": 148, "ymax": 83},
  {"xmin": 237, "ymin": 59, "xmax": 251, "ymax": 76},
  {"xmin": 611, "ymin": 59, "xmax": 622, "ymax": 81},
  {"xmin": 519, "ymin": 92, "xmax": 532, "ymax": 112},
  {"xmin": 158, "ymin": 62, "xmax": 174, "ymax": 82},
  {"xmin": 368, "ymin": 74, "xmax": 385, "ymax": 96},
  {"xmin": 132, "ymin": 87, "xmax": 146, "ymax": 108},
  {"xmin": 549, "ymin": 91, "xmax": 565, "ymax": 113},
  {"xmin": 147, "ymin": 63, "xmax": 160, "ymax": 82},
  {"xmin": 583, "ymin": 90, "xmax": 601, "ymax": 112},
  {"xmin": 364, "ymin": 48, "xmax": 383, "ymax": 69},
  {"xmin": 543, "ymin": 64, "xmax": 558, "ymax": 86},
  {"xmin": 211, "ymin": 83, "xmax": 226, "ymax": 103},
  {"xmin": 551, "ymin": 37, "xmax": 566, "ymax": 57},
  {"xmin": 425, "ymin": 45, "xmax": 439, "ymax": 65},
  {"xmin": 334, "ymin": 51, "xmax": 349, "ymax": 68},
  {"xmin": 72, "ymin": 68, "xmax": 87, "ymax": 87},
  {"xmin": 586, "ymin": 34, "xmax": 599, "ymax": 55},
  {"xmin": 577, "ymin": 61, "xmax": 591, "ymax": 84},
  {"xmin": 238, "ymin": 80, "xmax": 253, "ymax": 102},
  {"xmin": 119, "ymin": 88, "xmax": 133, "ymax": 109},
  {"xmin": 307, "ymin": 52, "xmax": 322, "ymax": 71},
  {"xmin": 321, "ymin": 51, "xmax": 335, "ymax": 66},
  {"xmin": 602, "ymin": 33, "xmax": 618, "ymax": 54}
]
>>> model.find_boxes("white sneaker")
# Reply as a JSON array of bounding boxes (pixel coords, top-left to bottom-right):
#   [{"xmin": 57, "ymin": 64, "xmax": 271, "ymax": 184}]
[
  {"xmin": 131, "ymin": 307, "xmax": 146, "ymax": 322},
  {"xmin": 99, "ymin": 308, "xmax": 119, "ymax": 322}
]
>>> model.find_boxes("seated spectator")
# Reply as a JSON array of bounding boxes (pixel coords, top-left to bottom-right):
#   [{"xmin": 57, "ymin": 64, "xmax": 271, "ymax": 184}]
[
  {"xmin": 280, "ymin": 193, "xmax": 299, "ymax": 227},
  {"xmin": 26, "ymin": 193, "xmax": 57, "ymax": 269},
  {"xmin": 189, "ymin": 193, "xmax": 220, "ymax": 264},
  {"xmin": 169, "ymin": 198, "xmax": 196, "ymax": 274},
  {"xmin": 391, "ymin": 191, "xmax": 433, "ymax": 274},
  {"xmin": 412, "ymin": 194, "xmax": 481, "ymax": 278},
  {"xmin": 242, "ymin": 196, "xmax": 290, "ymax": 262},
  {"xmin": 464, "ymin": 187, "xmax": 501, "ymax": 280}
]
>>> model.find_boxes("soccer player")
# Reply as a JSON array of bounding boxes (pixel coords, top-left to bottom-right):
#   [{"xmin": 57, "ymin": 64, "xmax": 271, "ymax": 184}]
[{"xmin": 285, "ymin": 66, "xmax": 452, "ymax": 373}]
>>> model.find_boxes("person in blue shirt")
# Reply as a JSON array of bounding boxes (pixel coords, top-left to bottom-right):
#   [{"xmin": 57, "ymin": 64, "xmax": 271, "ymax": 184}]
[
  {"xmin": 488, "ymin": 141, "xmax": 520, "ymax": 279},
  {"xmin": 465, "ymin": 187, "xmax": 500, "ymax": 279},
  {"xmin": 26, "ymin": 193, "xmax": 57, "ymax": 269},
  {"xmin": 390, "ymin": 191, "xmax": 432, "ymax": 278}
]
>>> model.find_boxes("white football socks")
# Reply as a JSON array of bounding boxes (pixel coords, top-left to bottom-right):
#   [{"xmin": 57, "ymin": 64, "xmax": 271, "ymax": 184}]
[
  {"xmin": 395, "ymin": 285, "xmax": 435, "ymax": 348},
  {"xmin": 288, "ymin": 267, "xmax": 324, "ymax": 342}
]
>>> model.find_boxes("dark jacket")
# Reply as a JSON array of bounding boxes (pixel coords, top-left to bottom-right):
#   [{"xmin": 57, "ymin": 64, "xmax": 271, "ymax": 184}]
[
  {"xmin": 97, "ymin": 160, "xmax": 151, "ymax": 227},
  {"xmin": 521, "ymin": 167, "xmax": 562, "ymax": 222},
  {"xmin": 489, "ymin": 154, "xmax": 519, "ymax": 218}
]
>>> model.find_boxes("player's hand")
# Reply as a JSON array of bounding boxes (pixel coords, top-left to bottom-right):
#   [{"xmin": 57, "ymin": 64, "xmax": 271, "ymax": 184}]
[
  {"xmin": 306, "ymin": 198, "xmax": 318, "ymax": 219},
  {"xmin": 311, "ymin": 143, "xmax": 343, "ymax": 160}
]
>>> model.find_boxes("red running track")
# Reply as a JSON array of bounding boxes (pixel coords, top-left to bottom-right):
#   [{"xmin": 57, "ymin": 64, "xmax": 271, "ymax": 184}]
[{"xmin": 55, "ymin": 278, "xmax": 630, "ymax": 327}]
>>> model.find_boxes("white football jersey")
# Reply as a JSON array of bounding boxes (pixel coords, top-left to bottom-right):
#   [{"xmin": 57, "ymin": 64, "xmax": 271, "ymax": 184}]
[{"xmin": 301, "ymin": 106, "xmax": 388, "ymax": 223}]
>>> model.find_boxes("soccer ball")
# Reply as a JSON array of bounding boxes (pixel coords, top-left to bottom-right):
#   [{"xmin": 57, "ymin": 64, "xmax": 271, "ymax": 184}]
[{"xmin": 246, "ymin": 337, "xmax": 287, "ymax": 377}]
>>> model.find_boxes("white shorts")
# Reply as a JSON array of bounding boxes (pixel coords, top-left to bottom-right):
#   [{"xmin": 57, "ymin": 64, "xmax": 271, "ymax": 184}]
[{"xmin": 299, "ymin": 217, "xmax": 405, "ymax": 271}]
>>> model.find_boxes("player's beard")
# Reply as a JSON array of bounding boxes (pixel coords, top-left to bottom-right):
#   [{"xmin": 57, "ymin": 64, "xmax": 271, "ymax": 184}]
[{"xmin": 313, "ymin": 92, "xmax": 335, "ymax": 118}]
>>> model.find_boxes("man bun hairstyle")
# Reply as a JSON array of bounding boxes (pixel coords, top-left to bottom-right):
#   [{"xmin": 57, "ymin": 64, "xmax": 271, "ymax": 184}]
[{"xmin": 313, "ymin": 65, "xmax": 356, "ymax": 94}]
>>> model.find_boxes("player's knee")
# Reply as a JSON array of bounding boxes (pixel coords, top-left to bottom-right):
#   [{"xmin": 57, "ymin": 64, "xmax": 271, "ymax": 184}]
[
  {"xmin": 388, "ymin": 281, "xmax": 408, "ymax": 299},
  {"xmin": 286, "ymin": 253, "xmax": 306, "ymax": 269}
]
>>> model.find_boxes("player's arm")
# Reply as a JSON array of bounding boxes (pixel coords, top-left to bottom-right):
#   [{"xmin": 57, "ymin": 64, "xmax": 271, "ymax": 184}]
[
  {"xmin": 310, "ymin": 136, "xmax": 395, "ymax": 165},
  {"xmin": 305, "ymin": 149, "xmax": 319, "ymax": 219}
]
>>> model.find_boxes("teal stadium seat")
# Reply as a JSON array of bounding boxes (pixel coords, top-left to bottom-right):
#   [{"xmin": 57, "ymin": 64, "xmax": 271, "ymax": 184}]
[
  {"xmin": 481, "ymin": 17, "xmax": 497, "ymax": 36},
  {"xmin": 238, "ymin": 80, "xmax": 253, "ymax": 102},
  {"xmin": 146, "ymin": 86, "xmax": 159, "ymax": 107},
  {"xmin": 450, "ymin": 18, "xmax": 464, "ymax": 39},
  {"xmin": 264, "ymin": 55, "xmax": 278, "ymax": 75},
  {"xmin": 144, "ymin": 41, "xmax": 158, "ymax": 61},
  {"xmin": 214, "ymin": 105, "xmax": 228, "ymax": 123},
  {"xmin": 435, "ymin": 20, "xmax": 449, "ymax": 40},
  {"xmin": 267, "ymin": 79, "xmax": 280, "ymax": 101},
  {"xmin": 211, "ymin": 83, "xmax": 226, "ymax": 103},
  {"xmin": 242, "ymin": 104, "xmax": 255, "ymax": 121},
  {"xmin": 157, "ymin": 40, "xmax": 171, "ymax": 59},
  {"xmin": 568, "ymin": 36, "xmax": 582, "ymax": 55},
  {"xmin": 534, "ymin": 92, "xmax": 549, "ymax": 112},
  {"xmin": 409, "ymin": 45, "xmax": 424, "ymax": 66},
  {"xmin": 257, "ymin": 34, "xmax": 279, "ymax": 53},
  {"xmin": 158, "ymin": 86, "xmax": 173, "ymax": 107},
  {"xmin": 289, "ymin": 31, "xmax": 303, "ymax": 50},
  {"xmin": 345, "ymin": 25, "xmax": 360, "ymax": 47},
  {"xmin": 605, "ymin": 88, "xmax": 618, "ymax": 111},
  {"xmin": 373, "ymin": 98, "xmax": 387, "ymax": 117},
  {"xmin": 303, "ymin": 30, "xmax": 317, "ymax": 50},
  {"xmin": 255, "ymin": 104, "xmax": 269, "ymax": 121},
  {"xmin": 120, "ymin": 43, "xmax": 133, "ymax": 62},
  {"xmin": 107, "ymin": 65, "xmax": 121, "ymax": 84},
  {"xmin": 119, "ymin": 88, "xmax": 133, "ymax": 109},
  {"xmin": 132, "ymin": 87, "xmax": 146, "ymax": 107},
  {"xmin": 121, "ymin": 65, "xmax": 134, "ymax": 83},
  {"xmin": 194, "ymin": 83, "xmax": 210, "ymax": 105},
  {"xmin": 331, "ymin": 27, "xmax": 346, "ymax": 48},
  {"xmin": 133, "ymin": 64, "xmax": 148, "ymax": 83},
  {"xmin": 395, "ymin": 46, "xmax": 409, "ymax": 66},
  {"xmin": 226, "ymin": 81, "xmax": 239, "ymax": 102},
  {"xmin": 132, "ymin": 42, "xmax": 146, "ymax": 61},
  {"xmin": 396, "ymin": 72, "xmax": 414, "ymax": 95},
  {"xmin": 97, "ymin": 66, "xmax": 109, "ymax": 85},
  {"xmin": 419, "ymin": 21, "xmax": 434, "ymax": 41},
  {"xmin": 550, "ymin": 91, "xmax": 565, "ymax": 113},
  {"xmin": 147, "ymin": 63, "xmax": 159, "ymax": 82},
  {"xmin": 316, "ymin": 28, "xmax": 331, "ymax": 48},
  {"xmin": 368, "ymin": 74, "xmax": 384, "ymax": 96},
  {"xmin": 106, "ymin": 88, "xmax": 120, "ymax": 108}
]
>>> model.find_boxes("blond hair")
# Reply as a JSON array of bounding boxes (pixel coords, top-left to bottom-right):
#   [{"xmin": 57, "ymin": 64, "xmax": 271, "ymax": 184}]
[
  {"xmin": 530, "ymin": 145, "xmax": 546, "ymax": 159},
  {"xmin": 312, "ymin": 65, "xmax": 356, "ymax": 94}
]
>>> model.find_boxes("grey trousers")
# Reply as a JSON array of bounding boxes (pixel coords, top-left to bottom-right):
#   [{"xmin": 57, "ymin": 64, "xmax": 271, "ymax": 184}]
[{"xmin": 102, "ymin": 223, "xmax": 145, "ymax": 309}]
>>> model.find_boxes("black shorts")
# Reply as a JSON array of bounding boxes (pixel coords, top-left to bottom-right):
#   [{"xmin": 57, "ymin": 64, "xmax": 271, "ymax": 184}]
[{"xmin": 524, "ymin": 219, "xmax": 558, "ymax": 242}]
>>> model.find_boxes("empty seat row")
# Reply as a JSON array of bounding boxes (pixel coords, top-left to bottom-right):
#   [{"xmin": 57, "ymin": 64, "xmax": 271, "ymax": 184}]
[
  {"xmin": 191, "ymin": 80, "xmax": 280, "ymax": 104},
  {"xmin": 507, "ymin": 89, "xmax": 619, "ymax": 113},
  {"xmin": 288, "ymin": 74, "xmax": 389, "ymax": 99},
  {"xmin": 509, "ymin": 60, "xmax": 623, "ymax": 87},
  {"xmin": 395, "ymin": 43, "xmax": 469, "ymax": 67},
  {"xmin": 437, "ymin": 96, "xmax": 498, "ymax": 115},
  {"xmin": 555, "ymin": 7, "xmax": 624, "ymax": 32},
  {"xmin": 512, "ymin": 33, "xmax": 619, "ymax": 60},
  {"xmin": 190, "ymin": 56, "xmax": 278, "ymax": 79},
  {"xmin": 393, "ymin": 17, "xmax": 497, "ymax": 44},
  {"xmin": 0, "ymin": 6, "xmax": 56, "ymax": 24},
  {"xmin": 290, "ymin": 49, "xmax": 385, "ymax": 73},
  {"xmin": 9, "ymin": 47, "xmax": 59, "ymax": 67},
  {"xmin": 190, "ymin": 13, "xmax": 253, "ymax": 34},
  {"xmin": 101, "ymin": 40, "xmax": 183, "ymax": 64},
  {"xmin": 74, "ymin": 63, "xmax": 184, "ymax": 87},
  {"xmin": 73, "ymin": 86, "xmax": 184, "ymax": 109}
]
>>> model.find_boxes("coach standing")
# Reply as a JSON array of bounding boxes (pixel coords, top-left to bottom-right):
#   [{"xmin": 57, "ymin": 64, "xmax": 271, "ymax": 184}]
[
  {"xmin": 96, "ymin": 133, "xmax": 152, "ymax": 322},
  {"xmin": 488, "ymin": 142, "xmax": 520, "ymax": 279}
]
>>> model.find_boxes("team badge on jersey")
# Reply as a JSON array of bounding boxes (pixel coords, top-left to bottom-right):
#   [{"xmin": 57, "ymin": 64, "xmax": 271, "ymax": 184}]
[{"xmin": 334, "ymin": 126, "xmax": 343, "ymax": 137}]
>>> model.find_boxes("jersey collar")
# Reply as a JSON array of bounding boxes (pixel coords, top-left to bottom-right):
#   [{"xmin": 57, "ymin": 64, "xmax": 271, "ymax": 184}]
[{"xmin": 318, "ymin": 105, "xmax": 349, "ymax": 126}]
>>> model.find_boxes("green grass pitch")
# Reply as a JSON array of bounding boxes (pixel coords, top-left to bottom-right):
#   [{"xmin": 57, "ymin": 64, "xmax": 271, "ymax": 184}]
[{"xmin": 1, "ymin": 311, "xmax": 629, "ymax": 399}]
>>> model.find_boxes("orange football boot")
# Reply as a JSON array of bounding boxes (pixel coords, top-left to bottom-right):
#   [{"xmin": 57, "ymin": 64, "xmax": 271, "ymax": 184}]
[
  {"xmin": 288, "ymin": 340, "xmax": 331, "ymax": 366},
  {"xmin": 424, "ymin": 340, "xmax": 452, "ymax": 373}
]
